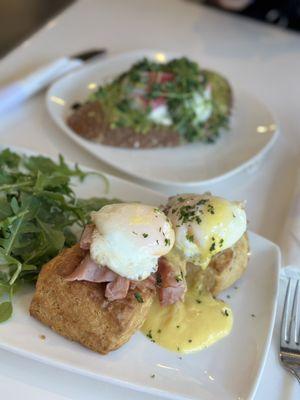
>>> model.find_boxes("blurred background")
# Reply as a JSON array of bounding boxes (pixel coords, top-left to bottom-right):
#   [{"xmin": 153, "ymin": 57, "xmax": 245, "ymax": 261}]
[
  {"xmin": 0, "ymin": 0, "xmax": 74, "ymax": 58},
  {"xmin": 0, "ymin": 0, "xmax": 299, "ymax": 59}
]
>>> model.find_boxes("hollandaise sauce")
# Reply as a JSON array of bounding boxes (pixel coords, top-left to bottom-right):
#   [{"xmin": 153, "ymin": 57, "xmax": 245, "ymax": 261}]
[{"xmin": 141, "ymin": 272, "xmax": 233, "ymax": 353}]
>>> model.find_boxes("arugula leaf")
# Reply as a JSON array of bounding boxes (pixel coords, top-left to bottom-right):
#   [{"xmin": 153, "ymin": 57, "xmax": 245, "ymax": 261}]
[
  {"xmin": 0, "ymin": 301, "xmax": 13, "ymax": 323},
  {"xmin": 0, "ymin": 149, "xmax": 119, "ymax": 322}
]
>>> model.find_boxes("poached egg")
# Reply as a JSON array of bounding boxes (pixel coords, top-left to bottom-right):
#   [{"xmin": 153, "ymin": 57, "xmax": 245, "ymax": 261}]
[
  {"xmin": 166, "ymin": 194, "xmax": 247, "ymax": 268},
  {"xmin": 90, "ymin": 203, "xmax": 175, "ymax": 280}
]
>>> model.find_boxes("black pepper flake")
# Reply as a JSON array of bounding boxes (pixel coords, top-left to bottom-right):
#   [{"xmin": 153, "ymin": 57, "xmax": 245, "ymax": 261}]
[
  {"xmin": 150, "ymin": 374, "xmax": 155, "ymax": 378},
  {"xmin": 71, "ymin": 102, "xmax": 81, "ymax": 110},
  {"xmin": 226, "ymin": 295, "xmax": 231, "ymax": 299},
  {"xmin": 159, "ymin": 227, "xmax": 162, "ymax": 232},
  {"xmin": 188, "ymin": 339, "xmax": 192, "ymax": 343},
  {"xmin": 196, "ymin": 299, "xmax": 202, "ymax": 304},
  {"xmin": 132, "ymin": 231, "xmax": 138, "ymax": 235},
  {"xmin": 178, "ymin": 356, "xmax": 182, "ymax": 360},
  {"xmin": 234, "ymin": 286, "xmax": 238, "ymax": 290},
  {"xmin": 147, "ymin": 330, "xmax": 153, "ymax": 339},
  {"xmin": 157, "ymin": 329, "xmax": 161, "ymax": 333},
  {"xmin": 222, "ymin": 309, "xmax": 230, "ymax": 317},
  {"xmin": 142, "ymin": 233, "xmax": 149, "ymax": 238},
  {"xmin": 156, "ymin": 273, "xmax": 162, "ymax": 286},
  {"xmin": 251, "ymin": 314, "xmax": 256, "ymax": 318},
  {"xmin": 176, "ymin": 325, "xmax": 180, "ymax": 328},
  {"xmin": 156, "ymin": 240, "xmax": 159, "ymax": 245}
]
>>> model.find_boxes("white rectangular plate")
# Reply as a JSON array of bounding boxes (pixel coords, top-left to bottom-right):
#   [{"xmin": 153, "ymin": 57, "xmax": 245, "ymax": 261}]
[{"xmin": 0, "ymin": 146, "xmax": 280, "ymax": 400}]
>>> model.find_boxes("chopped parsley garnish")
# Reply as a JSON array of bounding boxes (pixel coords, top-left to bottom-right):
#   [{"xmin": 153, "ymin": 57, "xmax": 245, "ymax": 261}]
[
  {"xmin": 196, "ymin": 299, "xmax": 202, "ymax": 304},
  {"xmin": 207, "ymin": 204, "xmax": 215, "ymax": 215},
  {"xmin": 134, "ymin": 292, "xmax": 144, "ymax": 303},
  {"xmin": 188, "ymin": 339, "xmax": 192, "ymax": 343},
  {"xmin": 186, "ymin": 233, "xmax": 194, "ymax": 242},
  {"xmin": 164, "ymin": 238, "xmax": 171, "ymax": 246},
  {"xmin": 176, "ymin": 325, "xmax": 180, "ymax": 328},
  {"xmin": 209, "ymin": 242, "xmax": 216, "ymax": 252},
  {"xmin": 196, "ymin": 199, "xmax": 208, "ymax": 206},
  {"xmin": 142, "ymin": 233, "xmax": 148, "ymax": 238}
]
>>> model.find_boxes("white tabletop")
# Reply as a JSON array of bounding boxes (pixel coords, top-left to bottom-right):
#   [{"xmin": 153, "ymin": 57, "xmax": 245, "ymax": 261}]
[{"xmin": 0, "ymin": 0, "xmax": 299, "ymax": 398}]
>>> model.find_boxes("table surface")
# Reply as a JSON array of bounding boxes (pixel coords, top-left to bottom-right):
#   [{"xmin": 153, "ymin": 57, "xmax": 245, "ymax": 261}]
[{"xmin": 0, "ymin": 0, "xmax": 299, "ymax": 398}]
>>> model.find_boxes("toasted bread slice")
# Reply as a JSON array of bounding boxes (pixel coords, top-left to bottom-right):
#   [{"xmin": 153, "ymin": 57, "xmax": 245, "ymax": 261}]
[
  {"xmin": 30, "ymin": 244, "xmax": 155, "ymax": 354},
  {"xmin": 204, "ymin": 234, "xmax": 249, "ymax": 295}
]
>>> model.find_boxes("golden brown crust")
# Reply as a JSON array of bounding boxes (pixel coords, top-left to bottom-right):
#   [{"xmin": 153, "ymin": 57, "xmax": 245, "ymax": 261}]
[
  {"xmin": 30, "ymin": 244, "xmax": 155, "ymax": 354},
  {"xmin": 204, "ymin": 233, "xmax": 249, "ymax": 295}
]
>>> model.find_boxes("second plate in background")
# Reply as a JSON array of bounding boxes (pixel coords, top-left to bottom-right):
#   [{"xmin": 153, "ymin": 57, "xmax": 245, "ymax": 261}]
[{"xmin": 46, "ymin": 50, "xmax": 279, "ymax": 187}]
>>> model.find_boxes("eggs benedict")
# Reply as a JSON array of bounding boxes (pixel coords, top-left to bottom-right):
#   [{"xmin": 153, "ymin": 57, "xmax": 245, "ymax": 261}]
[
  {"xmin": 30, "ymin": 195, "xmax": 249, "ymax": 356},
  {"xmin": 141, "ymin": 193, "xmax": 248, "ymax": 354}
]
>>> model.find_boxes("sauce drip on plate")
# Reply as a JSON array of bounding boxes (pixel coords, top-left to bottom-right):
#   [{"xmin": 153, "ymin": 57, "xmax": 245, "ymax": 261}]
[{"xmin": 141, "ymin": 268, "xmax": 233, "ymax": 353}]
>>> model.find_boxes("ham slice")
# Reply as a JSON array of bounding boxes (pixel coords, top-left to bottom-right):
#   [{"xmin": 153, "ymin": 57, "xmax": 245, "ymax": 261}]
[
  {"xmin": 65, "ymin": 253, "xmax": 131, "ymax": 301},
  {"xmin": 65, "ymin": 254, "xmax": 117, "ymax": 283},
  {"xmin": 105, "ymin": 276, "xmax": 130, "ymax": 301},
  {"xmin": 130, "ymin": 274, "xmax": 156, "ymax": 292},
  {"xmin": 79, "ymin": 224, "xmax": 95, "ymax": 250},
  {"xmin": 157, "ymin": 257, "xmax": 186, "ymax": 306}
]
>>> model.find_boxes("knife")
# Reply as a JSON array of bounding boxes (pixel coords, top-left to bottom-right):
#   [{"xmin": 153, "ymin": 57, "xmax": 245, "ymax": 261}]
[{"xmin": 0, "ymin": 48, "xmax": 106, "ymax": 114}]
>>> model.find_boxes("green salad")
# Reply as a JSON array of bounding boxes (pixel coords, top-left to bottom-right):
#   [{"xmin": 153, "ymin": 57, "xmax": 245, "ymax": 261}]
[
  {"xmin": 90, "ymin": 57, "xmax": 232, "ymax": 143},
  {"xmin": 0, "ymin": 149, "xmax": 117, "ymax": 322}
]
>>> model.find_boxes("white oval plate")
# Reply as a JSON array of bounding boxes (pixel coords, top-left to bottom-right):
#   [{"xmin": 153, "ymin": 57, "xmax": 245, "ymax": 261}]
[
  {"xmin": 0, "ymin": 145, "xmax": 280, "ymax": 400},
  {"xmin": 46, "ymin": 50, "xmax": 279, "ymax": 187}
]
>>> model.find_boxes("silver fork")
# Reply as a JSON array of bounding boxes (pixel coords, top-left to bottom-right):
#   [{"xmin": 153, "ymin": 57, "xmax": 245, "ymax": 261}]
[{"xmin": 280, "ymin": 277, "xmax": 300, "ymax": 383}]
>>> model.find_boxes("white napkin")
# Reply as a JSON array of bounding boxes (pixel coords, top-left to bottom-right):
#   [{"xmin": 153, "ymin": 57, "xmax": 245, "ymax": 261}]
[{"xmin": 280, "ymin": 168, "xmax": 300, "ymax": 267}]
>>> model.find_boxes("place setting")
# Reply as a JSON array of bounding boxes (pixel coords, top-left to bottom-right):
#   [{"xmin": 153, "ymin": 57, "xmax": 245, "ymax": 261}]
[{"xmin": 0, "ymin": 2, "xmax": 299, "ymax": 400}]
